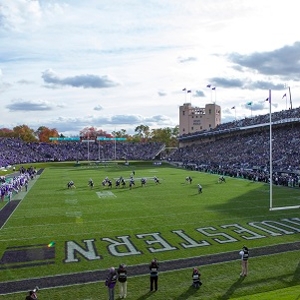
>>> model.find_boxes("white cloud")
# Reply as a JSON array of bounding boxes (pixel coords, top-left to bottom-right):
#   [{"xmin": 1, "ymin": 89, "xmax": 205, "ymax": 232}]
[
  {"xmin": 5, "ymin": 99, "xmax": 61, "ymax": 111},
  {"xmin": 41, "ymin": 69, "xmax": 120, "ymax": 89},
  {"xmin": 94, "ymin": 105, "xmax": 103, "ymax": 111},
  {"xmin": 0, "ymin": 0, "xmax": 43, "ymax": 32},
  {"xmin": 0, "ymin": 0, "xmax": 299, "ymax": 135}
]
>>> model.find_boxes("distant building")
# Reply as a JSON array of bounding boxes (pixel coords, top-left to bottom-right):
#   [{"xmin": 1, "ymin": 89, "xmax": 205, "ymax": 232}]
[{"xmin": 179, "ymin": 103, "xmax": 221, "ymax": 135}]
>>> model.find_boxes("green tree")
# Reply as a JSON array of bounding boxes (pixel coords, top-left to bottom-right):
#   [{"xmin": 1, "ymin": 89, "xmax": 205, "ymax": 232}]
[
  {"xmin": 151, "ymin": 127, "xmax": 179, "ymax": 147},
  {"xmin": 134, "ymin": 125, "xmax": 150, "ymax": 140},
  {"xmin": 111, "ymin": 129, "xmax": 128, "ymax": 138}
]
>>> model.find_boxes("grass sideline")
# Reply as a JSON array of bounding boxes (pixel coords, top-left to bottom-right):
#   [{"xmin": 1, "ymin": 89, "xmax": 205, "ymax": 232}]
[{"xmin": 0, "ymin": 161, "xmax": 299, "ymax": 299}]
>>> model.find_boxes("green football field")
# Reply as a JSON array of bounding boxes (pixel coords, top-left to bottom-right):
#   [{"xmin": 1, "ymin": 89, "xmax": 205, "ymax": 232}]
[{"xmin": 0, "ymin": 161, "xmax": 299, "ymax": 299}]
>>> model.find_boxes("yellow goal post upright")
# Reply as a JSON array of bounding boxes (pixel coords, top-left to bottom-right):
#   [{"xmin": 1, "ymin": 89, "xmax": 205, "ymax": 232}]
[{"xmin": 268, "ymin": 89, "xmax": 300, "ymax": 211}]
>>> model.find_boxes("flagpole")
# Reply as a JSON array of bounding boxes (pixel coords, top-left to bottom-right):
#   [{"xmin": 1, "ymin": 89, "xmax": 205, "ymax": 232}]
[
  {"xmin": 286, "ymin": 92, "xmax": 287, "ymax": 110},
  {"xmin": 88, "ymin": 131, "xmax": 90, "ymax": 162},
  {"xmin": 114, "ymin": 128, "xmax": 117, "ymax": 161},
  {"xmin": 214, "ymin": 88, "xmax": 216, "ymax": 104},
  {"xmin": 269, "ymin": 89, "xmax": 273, "ymax": 210},
  {"xmin": 288, "ymin": 86, "xmax": 292, "ymax": 109},
  {"xmin": 187, "ymin": 89, "xmax": 192, "ymax": 101},
  {"xmin": 206, "ymin": 85, "xmax": 212, "ymax": 103},
  {"xmin": 183, "ymin": 88, "xmax": 187, "ymax": 102}
]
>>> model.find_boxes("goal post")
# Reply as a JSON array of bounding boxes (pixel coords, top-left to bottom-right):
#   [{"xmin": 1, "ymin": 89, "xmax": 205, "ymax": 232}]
[
  {"xmin": 268, "ymin": 90, "xmax": 300, "ymax": 211},
  {"xmin": 270, "ymin": 205, "xmax": 300, "ymax": 211}
]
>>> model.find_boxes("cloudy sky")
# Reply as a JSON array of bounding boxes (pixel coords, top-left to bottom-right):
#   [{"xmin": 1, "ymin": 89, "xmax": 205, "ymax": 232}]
[{"xmin": 1, "ymin": 0, "xmax": 299, "ymax": 136}]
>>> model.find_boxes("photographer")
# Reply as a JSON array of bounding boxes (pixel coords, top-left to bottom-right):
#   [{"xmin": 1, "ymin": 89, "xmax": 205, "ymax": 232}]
[
  {"xmin": 25, "ymin": 287, "xmax": 38, "ymax": 300},
  {"xmin": 191, "ymin": 267, "xmax": 202, "ymax": 288}
]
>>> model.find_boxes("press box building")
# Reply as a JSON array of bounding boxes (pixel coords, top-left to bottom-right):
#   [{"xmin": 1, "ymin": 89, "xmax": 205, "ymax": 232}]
[{"xmin": 179, "ymin": 103, "xmax": 221, "ymax": 136}]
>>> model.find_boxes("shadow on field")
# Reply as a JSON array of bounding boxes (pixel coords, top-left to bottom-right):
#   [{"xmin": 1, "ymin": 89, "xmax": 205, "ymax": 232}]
[
  {"xmin": 292, "ymin": 260, "xmax": 300, "ymax": 283},
  {"xmin": 176, "ymin": 285, "xmax": 199, "ymax": 299},
  {"xmin": 219, "ymin": 276, "xmax": 245, "ymax": 300},
  {"xmin": 135, "ymin": 290, "xmax": 155, "ymax": 300}
]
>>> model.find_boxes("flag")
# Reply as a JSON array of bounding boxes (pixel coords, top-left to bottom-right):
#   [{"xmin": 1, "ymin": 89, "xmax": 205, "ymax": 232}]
[
  {"xmin": 187, "ymin": 90, "xmax": 191, "ymax": 93},
  {"xmin": 212, "ymin": 87, "xmax": 216, "ymax": 90},
  {"xmin": 231, "ymin": 106, "xmax": 235, "ymax": 109},
  {"xmin": 247, "ymin": 101, "xmax": 252, "ymax": 106},
  {"xmin": 48, "ymin": 241, "xmax": 56, "ymax": 248},
  {"xmin": 206, "ymin": 84, "xmax": 211, "ymax": 88},
  {"xmin": 265, "ymin": 97, "xmax": 271, "ymax": 104},
  {"xmin": 282, "ymin": 93, "xmax": 286, "ymax": 99}
]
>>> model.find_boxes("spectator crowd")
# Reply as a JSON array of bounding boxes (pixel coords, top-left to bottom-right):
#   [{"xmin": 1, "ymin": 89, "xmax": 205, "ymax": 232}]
[
  {"xmin": 169, "ymin": 124, "xmax": 300, "ymax": 187},
  {"xmin": 1, "ymin": 107, "xmax": 300, "ymax": 188},
  {"xmin": 0, "ymin": 139, "xmax": 163, "ymax": 167}
]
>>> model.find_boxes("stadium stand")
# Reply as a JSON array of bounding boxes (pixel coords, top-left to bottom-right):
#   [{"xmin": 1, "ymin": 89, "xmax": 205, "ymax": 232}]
[
  {"xmin": 169, "ymin": 107, "xmax": 300, "ymax": 187},
  {"xmin": 1, "ymin": 107, "xmax": 300, "ymax": 187},
  {"xmin": 0, "ymin": 139, "xmax": 163, "ymax": 167}
]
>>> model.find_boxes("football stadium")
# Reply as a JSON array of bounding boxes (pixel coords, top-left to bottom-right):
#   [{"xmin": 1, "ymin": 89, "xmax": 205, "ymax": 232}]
[{"xmin": 0, "ymin": 106, "xmax": 299, "ymax": 300}]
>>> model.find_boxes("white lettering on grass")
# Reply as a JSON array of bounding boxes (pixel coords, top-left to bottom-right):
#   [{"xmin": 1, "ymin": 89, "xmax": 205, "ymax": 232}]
[
  {"xmin": 65, "ymin": 199, "xmax": 78, "ymax": 204},
  {"xmin": 62, "ymin": 217, "xmax": 299, "ymax": 263},
  {"xmin": 280, "ymin": 218, "xmax": 300, "ymax": 229},
  {"xmin": 136, "ymin": 232, "xmax": 177, "ymax": 253},
  {"xmin": 101, "ymin": 235, "xmax": 142, "ymax": 257},
  {"xmin": 261, "ymin": 220, "xmax": 300, "ymax": 233},
  {"xmin": 248, "ymin": 222, "xmax": 282, "ymax": 236},
  {"xmin": 248, "ymin": 220, "xmax": 299, "ymax": 236},
  {"xmin": 96, "ymin": 191, "xmax": 116, "ymax": 198},
  {"xmin": 221, "ymin": 224, "xmax": 265, "ymax": 240},
  {"xmin": 171, "ymin": 230, "xmax": 211, "ymax": 248},
  {"xmin": 197, "ymin": 227, "xmax": 237, "ymax": 244},
  {"xmin": 64, "ymin": 239, "xmax": 101, "ymax": 263}
]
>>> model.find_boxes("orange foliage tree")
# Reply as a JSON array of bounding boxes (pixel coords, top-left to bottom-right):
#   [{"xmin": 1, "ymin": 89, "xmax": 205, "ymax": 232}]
[
  {"xmin": 36, "ymin": 126, "xmax": 59, "ymax": 143},
  {"xmin": 79, "ymin": 127, "xmax": 113, "ymax": 140}
]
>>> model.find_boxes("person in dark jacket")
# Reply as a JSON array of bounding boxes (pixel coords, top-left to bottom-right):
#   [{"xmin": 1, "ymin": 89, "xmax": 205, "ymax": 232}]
[
  {"xmin": 191, "ymin": 267, "xmax": 202, "ymax": 288},
  {"xmin": 149, "ymin": 258, "xmax": 159, "ymax": 291},
  {"xmin": 117, "ymin": 263, "xmax": 128, "ymax": 299},
  {"xmin": 105, "ymin": 267, "xmax": 117, "ymax": 300},
  {"xmin": 25, "ymin": 288, "xmax": 38, "ymax": 300}
]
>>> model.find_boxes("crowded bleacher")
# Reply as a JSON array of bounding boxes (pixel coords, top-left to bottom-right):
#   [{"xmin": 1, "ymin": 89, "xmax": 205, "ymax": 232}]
[
  {"xmin": 168, "ymin": 107, "xmax": 300, "ymax": 187},
  {"xmin": 1, "ymin": 107, "xmax": 300, "ymax": 188},
  {"xmin": 0, "ymin": 139, "xmax": 164, "ymax": 167}
]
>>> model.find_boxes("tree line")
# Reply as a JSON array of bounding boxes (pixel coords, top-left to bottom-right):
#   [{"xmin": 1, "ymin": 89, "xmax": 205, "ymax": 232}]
[{"xmin": 0, "ymin": 124, "xmax": 179, "ymax": 147}]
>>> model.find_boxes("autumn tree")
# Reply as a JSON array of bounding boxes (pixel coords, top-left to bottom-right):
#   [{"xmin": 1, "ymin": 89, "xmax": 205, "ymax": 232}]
[
  {"xmin": 36, "ymin": 126, "xmax": 59, "ymax": 143},
  {"xmin": 79, "ymin": 127, "xmax": 112, "ymax": 140},
  {"xmin": 13, "ymin": 125, "xmax": 38, "ymax": 142},
  {"xmin": 0, "ymin": 128, "xmax": 14, "ymax": 138}
]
